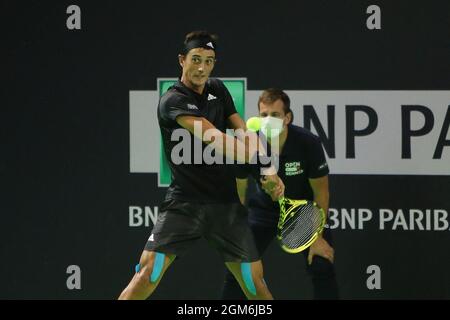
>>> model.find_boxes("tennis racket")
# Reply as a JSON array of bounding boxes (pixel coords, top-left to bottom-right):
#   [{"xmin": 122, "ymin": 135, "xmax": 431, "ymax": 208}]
[{"xmin": 276, "ymin": 197, "xmax": 326, "ymax": 254}]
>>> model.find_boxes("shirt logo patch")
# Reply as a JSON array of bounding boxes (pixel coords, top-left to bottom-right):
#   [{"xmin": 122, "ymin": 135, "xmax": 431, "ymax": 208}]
[
  {"xmin": 207, "ymin": 94, "xmax": 217, "ymax": 101},
  {"xmin": 187, "ymin": 103, "xmax": 199, "ymax": 110},
  {"xmin": 318, "ymin": 162, "xmax": 328, "ymax": 170},
  {"xmin": 285, "ymin": 161, "xmax": 303, "ymax": 176}
]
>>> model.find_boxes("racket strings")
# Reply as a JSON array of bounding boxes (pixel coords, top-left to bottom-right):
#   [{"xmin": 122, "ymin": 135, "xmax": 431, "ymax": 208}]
[{"xmin": 279, "ymin": 202, "xmax": 323, "ymax": 250}]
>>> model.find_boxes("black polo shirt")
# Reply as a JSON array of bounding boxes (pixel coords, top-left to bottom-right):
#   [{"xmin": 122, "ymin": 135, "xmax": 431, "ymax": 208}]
[
  {"xmin": 238, "ymin": 124, "xmax": 329, "ymax": 216},
  {"xmin": 157, "ymin": 78, "xmax": 240, "ymax": 203}
]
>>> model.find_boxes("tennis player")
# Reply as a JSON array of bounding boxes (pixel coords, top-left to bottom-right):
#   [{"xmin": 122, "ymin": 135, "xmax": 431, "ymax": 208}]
[
  {"xmin": 118, "ymin": 31, "xmax": 283, "ymax": 300},
  {"xmin": 221, "ymin": 88, "xmax": 339, "ymax": 300}
]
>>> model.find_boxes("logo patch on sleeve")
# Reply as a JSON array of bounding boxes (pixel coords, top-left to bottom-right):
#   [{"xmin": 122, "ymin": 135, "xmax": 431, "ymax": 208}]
[{"xmin": 318, "ymin": 162, "xmax": 328, "ymax": 170}]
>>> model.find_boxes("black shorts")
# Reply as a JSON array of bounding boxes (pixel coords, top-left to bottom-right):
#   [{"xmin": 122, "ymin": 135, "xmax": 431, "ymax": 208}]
[{"xmin": 144, "ymin": 200, "xmax": 260, "ymax": 262}]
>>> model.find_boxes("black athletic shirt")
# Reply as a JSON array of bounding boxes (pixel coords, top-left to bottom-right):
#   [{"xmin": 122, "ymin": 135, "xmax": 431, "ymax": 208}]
[
  {"xmin": 157, "ymin": 78, "xmax": 240, "ymax": 203},
  {"xmin": 237, "ymin": 124, "xmax": 330, "ymax": 218}
]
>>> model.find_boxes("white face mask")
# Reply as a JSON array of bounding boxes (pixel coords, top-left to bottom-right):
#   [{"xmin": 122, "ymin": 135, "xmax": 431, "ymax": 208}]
[{"xmin": 260, "ymin": 116, "xmax": 284, "ymax": 138}]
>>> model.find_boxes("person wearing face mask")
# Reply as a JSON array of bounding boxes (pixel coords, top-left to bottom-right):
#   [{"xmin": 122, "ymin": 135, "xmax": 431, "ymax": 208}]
[{"xmin": 221, "ymin": 88, "xmax": 339, "ymax": 300}]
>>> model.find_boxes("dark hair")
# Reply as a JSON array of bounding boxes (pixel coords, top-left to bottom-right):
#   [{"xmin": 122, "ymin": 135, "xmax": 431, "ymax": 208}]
[
  {"xmin": 258, "ymin": 88, "xmax": 293, "ymax": 124},
  {"xmin": 184, "ymin": 30, "xmax": 218, "ymax": 45},
  {"xmin": 182, "ymin": 31, "xmax": 218, "ymax": 55}
]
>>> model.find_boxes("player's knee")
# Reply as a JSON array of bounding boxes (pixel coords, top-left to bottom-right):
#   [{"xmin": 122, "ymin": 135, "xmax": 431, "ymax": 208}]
[
  {"xmin": 253, "ymin": 276, "xmax": 268, "ymax": 293},
  {"xmin": 309, "ymin": 256, "xmax": 335, "ymax": 278},
  {"xmin": 134, "ymin": 264, "xmax": 153, "ymax": 288},
  {"xmin": 134, "ymin": 252, "xmax": 166, "ymax": 286},
  {"xmin": 241, "ymin": 262, "xmax": 266, "ymax": 296}
]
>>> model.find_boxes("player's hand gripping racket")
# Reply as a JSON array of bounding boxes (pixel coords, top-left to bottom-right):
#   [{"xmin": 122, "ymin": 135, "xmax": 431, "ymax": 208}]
[{"xmin": 277, "ymin": 197, "xmax": 326, "ymax": 253}]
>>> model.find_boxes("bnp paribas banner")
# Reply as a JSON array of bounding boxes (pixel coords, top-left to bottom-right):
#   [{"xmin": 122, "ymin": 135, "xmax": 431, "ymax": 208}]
[{"xmin": 130, "ymin": 78, "xmax": 450, "ymax": 185}]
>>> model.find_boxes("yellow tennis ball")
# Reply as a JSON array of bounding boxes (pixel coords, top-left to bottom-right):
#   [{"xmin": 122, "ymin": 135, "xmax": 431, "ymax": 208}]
[{"xmin": 246, "ymin": 117, "xmax": 261, "ymax": 132}]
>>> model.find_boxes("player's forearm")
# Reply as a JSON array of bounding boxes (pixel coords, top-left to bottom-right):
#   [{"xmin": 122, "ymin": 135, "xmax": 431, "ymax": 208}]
[
  {"xmin": 309, "ymin": 176, "xmax": 330, "ymax": 218},
  {"xmin": 209, "ymin": 130, "xmax": 270, "ymax": 166},
  {"xmin": 178, "ymin": 116, "xmax": 276, "ymax": 172},
  {"xmin": 314, "ymin": 191, "xmax": 329, "ymax": 217},
  {"xmin": 205, "ymin": 130, "xmax": 252, "ymax": 162},
  {"xmin": 313, "ymin": 192, "xmax": 329, "ymax": 237}
]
